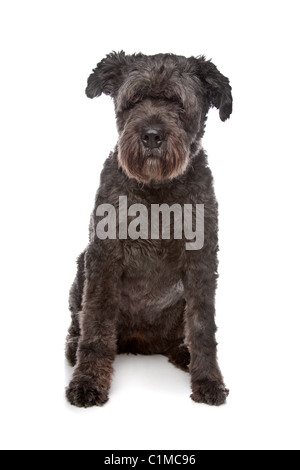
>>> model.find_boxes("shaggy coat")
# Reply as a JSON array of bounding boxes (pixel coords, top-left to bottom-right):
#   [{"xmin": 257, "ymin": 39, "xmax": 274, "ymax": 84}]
[{"xmin": 65, "ymin": 52, "xmax": 232, "ymax": 408}]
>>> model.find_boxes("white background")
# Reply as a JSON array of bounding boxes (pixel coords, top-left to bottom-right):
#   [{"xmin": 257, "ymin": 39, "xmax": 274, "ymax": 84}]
[{"xmin": 1, "ymin": 0, "xmax": 299, "ymax": 451}]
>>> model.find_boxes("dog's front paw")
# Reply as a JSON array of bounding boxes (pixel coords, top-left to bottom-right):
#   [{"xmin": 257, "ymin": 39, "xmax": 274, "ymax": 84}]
[
  {"xmin": 66, "ymin": 379, "xmax": 109, "ymax": 408},
  {"xmin": 191, "ymin": 380, "xmax": 229, "ymax": 406}
]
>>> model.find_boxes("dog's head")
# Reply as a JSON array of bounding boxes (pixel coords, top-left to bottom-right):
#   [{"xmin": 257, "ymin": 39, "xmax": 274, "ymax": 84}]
[{"xmin": 86, "ymin": 52, "xmax": 232, "ymax": 184}]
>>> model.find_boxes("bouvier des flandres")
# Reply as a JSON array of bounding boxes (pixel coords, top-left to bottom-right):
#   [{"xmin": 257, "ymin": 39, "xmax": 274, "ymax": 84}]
[{"xmin": 66, "ymin": 51, "xmax": 233, "ymax": 408}]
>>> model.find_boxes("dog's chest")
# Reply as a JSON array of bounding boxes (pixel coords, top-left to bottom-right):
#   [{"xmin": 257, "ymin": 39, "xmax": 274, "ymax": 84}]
[{"xmin": 120, "ymin": 239, "xmax": 185, "ymax": 317}]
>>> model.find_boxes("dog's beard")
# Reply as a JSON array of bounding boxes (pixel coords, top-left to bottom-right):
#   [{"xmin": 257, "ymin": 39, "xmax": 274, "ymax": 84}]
[{"xmin": 118, "ymin": 130, "xmax": 189, "ymax": 184}]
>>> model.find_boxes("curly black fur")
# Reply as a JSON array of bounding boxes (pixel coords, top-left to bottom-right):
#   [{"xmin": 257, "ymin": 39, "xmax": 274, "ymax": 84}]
[{"xmin": 66, "ymin": 52, "xmax": 232, "ymax": 408}]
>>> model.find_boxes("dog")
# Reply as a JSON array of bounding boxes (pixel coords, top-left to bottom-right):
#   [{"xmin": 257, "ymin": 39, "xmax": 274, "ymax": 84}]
[{"xmin": 65, "ymin": 52, "xmax": 232, "ymax": 408}]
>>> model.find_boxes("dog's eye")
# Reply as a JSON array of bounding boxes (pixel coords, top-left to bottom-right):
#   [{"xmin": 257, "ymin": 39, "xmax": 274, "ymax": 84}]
[
  {"xmin": 126, "ymin": 96, "xmax": 141, "ymax": 110},
  {"xmin": 124, "ymin": 101, "xmax": 138, "ymax": 111},
  {"xmin": 174, "ymin": 101, "xmax": 185, "ymax": 112},
  {"xmin": 167, "ymin": 97, "xmax": 184, "ymax": 110}
]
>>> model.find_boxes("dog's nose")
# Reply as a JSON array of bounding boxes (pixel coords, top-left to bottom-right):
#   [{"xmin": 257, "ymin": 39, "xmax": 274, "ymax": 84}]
[{"xmin": 142, "ymin": 129, "xmax": 163, "ymax": 149}]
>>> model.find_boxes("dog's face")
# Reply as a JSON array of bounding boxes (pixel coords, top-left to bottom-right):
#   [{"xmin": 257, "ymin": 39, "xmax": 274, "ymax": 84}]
[{"xmin": 86, "ymin": 52, "xmax": 232, "ymax": 184}]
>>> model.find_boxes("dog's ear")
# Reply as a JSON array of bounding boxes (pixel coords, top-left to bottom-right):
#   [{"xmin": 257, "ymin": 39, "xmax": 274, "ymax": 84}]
[
  {"xmin": 194, "ymin": 56, "xmax": 233, "ymax": 121},
  {"xmin": 86, "ymin": 51, "xmax": 127, "ymax": 99}
]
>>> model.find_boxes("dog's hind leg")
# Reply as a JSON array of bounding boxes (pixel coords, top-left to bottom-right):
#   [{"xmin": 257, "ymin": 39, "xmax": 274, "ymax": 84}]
[
  {"xmin": 166, "ymin": 342, "xmax": 190, "ymax": 372},
  {"xmin": 65, "ymin": 251, "xmax": 85, "ymax": 366},
  {"xmin": 162, "ymin": 300, "xmax": 190, "ymax": 372}
]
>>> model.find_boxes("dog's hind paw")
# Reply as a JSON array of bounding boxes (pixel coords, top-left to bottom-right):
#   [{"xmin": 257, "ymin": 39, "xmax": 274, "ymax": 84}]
[
  {"xmin": 66, "ymin": 379, "xmax": 109, "ymax": 408},
  {"xmin": 191, "ymin": 380, "xmax": 229, "ymax": 406},
  {"xmin": 65, "ymin": 336, "xmax": 79, "ymax": 367}
]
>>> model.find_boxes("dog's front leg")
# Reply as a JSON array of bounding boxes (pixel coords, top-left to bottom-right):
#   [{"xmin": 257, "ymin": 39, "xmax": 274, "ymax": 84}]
[
  {"xmin": 183, "ymin": 255, "xmax": 229, "ymax": 406},
  {"xmin": 66, "ymin": 242, "xmax": 122, "ymax": 408}
]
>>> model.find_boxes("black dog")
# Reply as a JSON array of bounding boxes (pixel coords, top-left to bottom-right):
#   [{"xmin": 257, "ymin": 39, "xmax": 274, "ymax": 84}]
[{"xmin": 66, "ymin": 52, "xmax": 232, "ymax": 408}]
